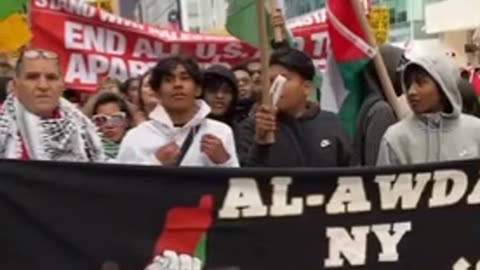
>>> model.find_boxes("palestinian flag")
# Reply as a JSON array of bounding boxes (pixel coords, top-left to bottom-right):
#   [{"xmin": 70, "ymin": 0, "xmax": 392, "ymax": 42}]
[{"xmin": 321, "ymin": 0, "xmax": 375, "ymax": 136}]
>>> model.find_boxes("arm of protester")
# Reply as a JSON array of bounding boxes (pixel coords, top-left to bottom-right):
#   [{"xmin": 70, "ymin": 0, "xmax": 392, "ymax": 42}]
[
  {"xmin": 201, "ymin": 129, "xmax": 240, "ymax": 168},
  {"xmin": 245, "ymin": 105, "xmax": 277, "ymax": 167},
  {"xmin": 363, "ymin": 102, "xmax": 397, "ymax": 166},
  {"xmin": 270, "ymin": 8, "xmax": 290, "ymax": 50},
  {"xmin": 376, "ymin": 137, "xmax": 401, "ymax": 166}
]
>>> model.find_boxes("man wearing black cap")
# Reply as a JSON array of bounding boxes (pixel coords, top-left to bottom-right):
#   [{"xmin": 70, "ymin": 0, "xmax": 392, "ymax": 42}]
[{"xmin": 239, "ymin": 48, "xmax": 352, "ymax": 167}]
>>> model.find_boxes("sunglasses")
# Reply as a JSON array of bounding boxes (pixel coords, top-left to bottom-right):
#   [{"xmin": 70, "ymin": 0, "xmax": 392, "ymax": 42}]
[
  {"xmin": 22, "ymin": 49, "xmax": 59, "ymax": 60},
  {"xmin": 92, "ymin": 112, "xmax": 126, "ymax": 127}
]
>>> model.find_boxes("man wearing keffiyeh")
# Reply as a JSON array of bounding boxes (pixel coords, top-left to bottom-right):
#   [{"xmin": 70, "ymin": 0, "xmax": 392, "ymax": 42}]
[{"xmin": 0, "ymin": 49, "xmax": 105, "ymax": 162}]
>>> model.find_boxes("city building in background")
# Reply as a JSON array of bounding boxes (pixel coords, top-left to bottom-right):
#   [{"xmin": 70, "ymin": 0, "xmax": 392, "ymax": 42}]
[
  {"xmin": 283, "ymin": 0, "xmax": 325, "ymax": 19},
  {"xmin": 425, "ymin": 0, "xmax": 480, "ymax": 65},
  {"xmin": 134, "ymin": 0, "xmax": 227, "ymax": 33},
  {"xmin": 82, "ymin": 0, "xmax": 140, "ymax": 19},
  {"xmin": 282, "ymin": 0, "xmax": 437, "ymax": 43},
  {"xmin": 134, "ymin": 0, "xmax": 182, "ymax": 30}
]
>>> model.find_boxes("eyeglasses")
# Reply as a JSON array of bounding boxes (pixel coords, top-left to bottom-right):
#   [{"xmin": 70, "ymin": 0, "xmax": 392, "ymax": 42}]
[
  {"xmin": 92, "ymin": 112, "xmax": 126, "ymax": 127},
  {"xmin": 22, "ymin": 49, "xmax": 59, "ymax": 60}
]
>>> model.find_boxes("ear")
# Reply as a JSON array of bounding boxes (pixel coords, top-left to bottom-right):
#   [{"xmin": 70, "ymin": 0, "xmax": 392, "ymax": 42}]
[
  {"xmin": 195, "ymin": 86, "xmax": 202, "ymax": 98},
  {"xmin": 302, "ymin": 80, "xmax": 313, "ymax": 97},
  {"xmin": 11, "ymin": 78, "xmax": 18, "ymax": 95}
]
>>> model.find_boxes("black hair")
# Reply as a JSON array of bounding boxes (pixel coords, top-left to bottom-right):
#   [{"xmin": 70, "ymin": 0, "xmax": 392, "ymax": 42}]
[
  {"xmin": 458, "ymin": 78, "xmax": 480, "ymax": 118},
  {"xmin": 270, "ymin": 48, "xmax": 315, "ymax": 81},
  {"xmin": 149, "ymin": 55, "xmax": 202, "ymax": 92},
  {"xmin": 203, "ymin": 76, "xmax": 232, "ymax": 94},
  {"xmin": 404, "ymin": 64, "xmax": 435, "ymax": 89},
  {"xmin": 120, "ymin": 77, "xmax": 140, "ymax": 96},
  {"xmin": 91, "ymin": 92, "xmax": 133, "ymax": 126}
]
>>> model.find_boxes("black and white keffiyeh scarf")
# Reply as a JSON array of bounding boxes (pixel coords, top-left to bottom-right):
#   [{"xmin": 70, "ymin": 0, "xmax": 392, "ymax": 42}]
[{"xmin": 0, "ymin": 95, "xmax": 105, "ymax": 162}]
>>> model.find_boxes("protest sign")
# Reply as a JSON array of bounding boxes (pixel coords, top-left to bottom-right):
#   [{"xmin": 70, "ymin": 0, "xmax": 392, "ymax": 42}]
[
  {"xmin": 30, "ymin": 0, "xmax": 328, "ymax": 91},
  {"xmin": 1, "ymin": 158, "xmax": 480, "ymax": 269}
]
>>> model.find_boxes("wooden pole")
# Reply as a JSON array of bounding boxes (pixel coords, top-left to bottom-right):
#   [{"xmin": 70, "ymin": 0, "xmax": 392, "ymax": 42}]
[
  {"xmin": 349, "ymin": 0, "xmax": 403, "ymax": 119},
  {"xmin": 256, "ymin": 0, "xmax": 275, "ymax": 143}
]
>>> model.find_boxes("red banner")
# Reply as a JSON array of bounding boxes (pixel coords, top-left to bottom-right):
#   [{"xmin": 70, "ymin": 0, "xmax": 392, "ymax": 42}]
[{"xmin": 31, "ymin": 0, "xmax": 328, "ymax": 92}]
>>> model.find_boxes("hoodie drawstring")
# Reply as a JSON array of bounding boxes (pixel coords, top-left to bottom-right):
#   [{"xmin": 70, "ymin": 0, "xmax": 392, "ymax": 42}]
[
  {"xmin": 437, "ymin": 118, "xmax": 442, "ymax": 161},
  {"xmin": 425, "ymin": 118, "xmax": 430, "ymax": 163},
  {"xmin": 425, "ymin": 116, "xmax": 443, "ymax": 163}
]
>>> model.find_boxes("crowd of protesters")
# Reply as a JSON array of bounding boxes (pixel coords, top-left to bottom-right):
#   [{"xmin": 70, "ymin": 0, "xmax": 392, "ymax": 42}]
[{"xmin": 2, "ymin": 31, "xmax": 480, "ymax": 168}]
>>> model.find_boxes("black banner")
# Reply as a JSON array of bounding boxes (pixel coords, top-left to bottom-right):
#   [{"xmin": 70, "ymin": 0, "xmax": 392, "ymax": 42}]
[{"xmin": 1, "ymin": 159, "xmax": 480, "ymax": 270}]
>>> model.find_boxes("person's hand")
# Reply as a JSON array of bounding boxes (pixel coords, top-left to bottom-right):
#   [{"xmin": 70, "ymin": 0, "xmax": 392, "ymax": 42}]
[
  {"xmin": 201, "ymin": 134, "xmax": 230, "ymax": 164},
  {"xmin": 145, "ymin": 250, "xmax": 202, "ymax": 270},
  {"xmin": 272, "ymin": 8, "xmax": 285, "ymax": 29},
  {"xmin": 155, "ymin": 142, "xmax": 180, "ymax": 166},
  {"xmin": 255, "ymin": 105, "xmax": 277, "ymax": 145}
]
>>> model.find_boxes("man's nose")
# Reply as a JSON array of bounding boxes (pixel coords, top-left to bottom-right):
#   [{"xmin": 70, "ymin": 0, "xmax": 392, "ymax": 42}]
[
  {"xmin": 37, "ymin": 75, "xmax": 49, "ymax": 90},
  {"xmin": 173, "ymin": 77, "xmax": 183, "ymax": 87},
  {"xmin": 407, "ymin": 85, "xmax": 417, "ymax": 95}
]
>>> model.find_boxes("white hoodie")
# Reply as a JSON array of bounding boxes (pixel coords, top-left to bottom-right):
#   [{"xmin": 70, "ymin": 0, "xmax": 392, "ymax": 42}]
[{"xmin": 116, "ymin": 100, "xmax": 239, "ymax": 167}]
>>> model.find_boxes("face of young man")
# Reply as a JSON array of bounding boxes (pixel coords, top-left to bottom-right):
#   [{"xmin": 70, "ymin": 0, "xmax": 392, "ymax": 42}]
[
  {"xmin": 247, "ymin": 61, "xmax": 262, "ymax": 96},
  {"xmin": 234, "ymin": 69, "xmax": 253, "ymax": 100},
  {"xmin": 158, "ymin": 64, "xmax": 200, "ymax": 113},
  {"xmin": 14, "ymin": 57, "xmax": 64, "ymax": 118},
  {"xmin": 269, "ymin": 64, "xmax": 311, "ymax": 115},
  {"xmin": 203, "ymin": 84, "xmax": 234, "ymax": 116},
  {"xmin": 406, "ymin": 73, "xmax": 445, "ymax": 114}
]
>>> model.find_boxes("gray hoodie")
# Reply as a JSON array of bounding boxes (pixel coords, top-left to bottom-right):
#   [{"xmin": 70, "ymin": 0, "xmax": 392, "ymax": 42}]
[{"xmin": 376, "ymin": 54, "xmax": 480, "ymax": 166}]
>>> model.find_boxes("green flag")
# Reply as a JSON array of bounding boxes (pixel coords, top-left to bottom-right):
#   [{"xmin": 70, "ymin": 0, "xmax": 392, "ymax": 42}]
[
  {"xmin": 0, "ymin": 0, "xmax": 27, "ymax": 20},
  {"xmin": 226, "ymin": 0, "xmax": 274, "ymax": 47}
]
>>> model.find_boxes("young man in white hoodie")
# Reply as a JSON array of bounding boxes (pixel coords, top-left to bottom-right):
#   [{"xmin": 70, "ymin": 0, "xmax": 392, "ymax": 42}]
[
  {"xmin": 377, "ymin": 53, "xmax": 480, "ymax": 166},
  {"xmin": 117, "ymin": 56, "xmax": 239, "ymax": 167}
]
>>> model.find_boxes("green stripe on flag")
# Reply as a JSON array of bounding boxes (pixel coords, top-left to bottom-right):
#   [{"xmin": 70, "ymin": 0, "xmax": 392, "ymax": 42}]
[{"xmin": 338, "ymin": 59, "xmax": 369, "ymax": 136}]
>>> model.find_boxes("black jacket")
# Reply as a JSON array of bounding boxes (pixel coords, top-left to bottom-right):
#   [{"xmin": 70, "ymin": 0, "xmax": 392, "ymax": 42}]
[{"xmin": 237, "ymin": 103, "xmax": 352, "ymax": 167}]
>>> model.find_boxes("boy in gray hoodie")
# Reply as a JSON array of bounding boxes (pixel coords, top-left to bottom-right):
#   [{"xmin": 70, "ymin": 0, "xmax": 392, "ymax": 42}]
[{"xmin": 376, "ymin": 53, "xmax": 480, "ymax": 166}]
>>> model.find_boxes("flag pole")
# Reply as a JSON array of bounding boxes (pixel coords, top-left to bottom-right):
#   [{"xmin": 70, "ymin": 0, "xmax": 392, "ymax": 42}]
[
  {"xmin": 349, "ymin": 0, "xmax": 403, "ymax": 119},
  {"xmin": 256, "ymin": 0, "xmax": 275, "ymax": 143}
]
